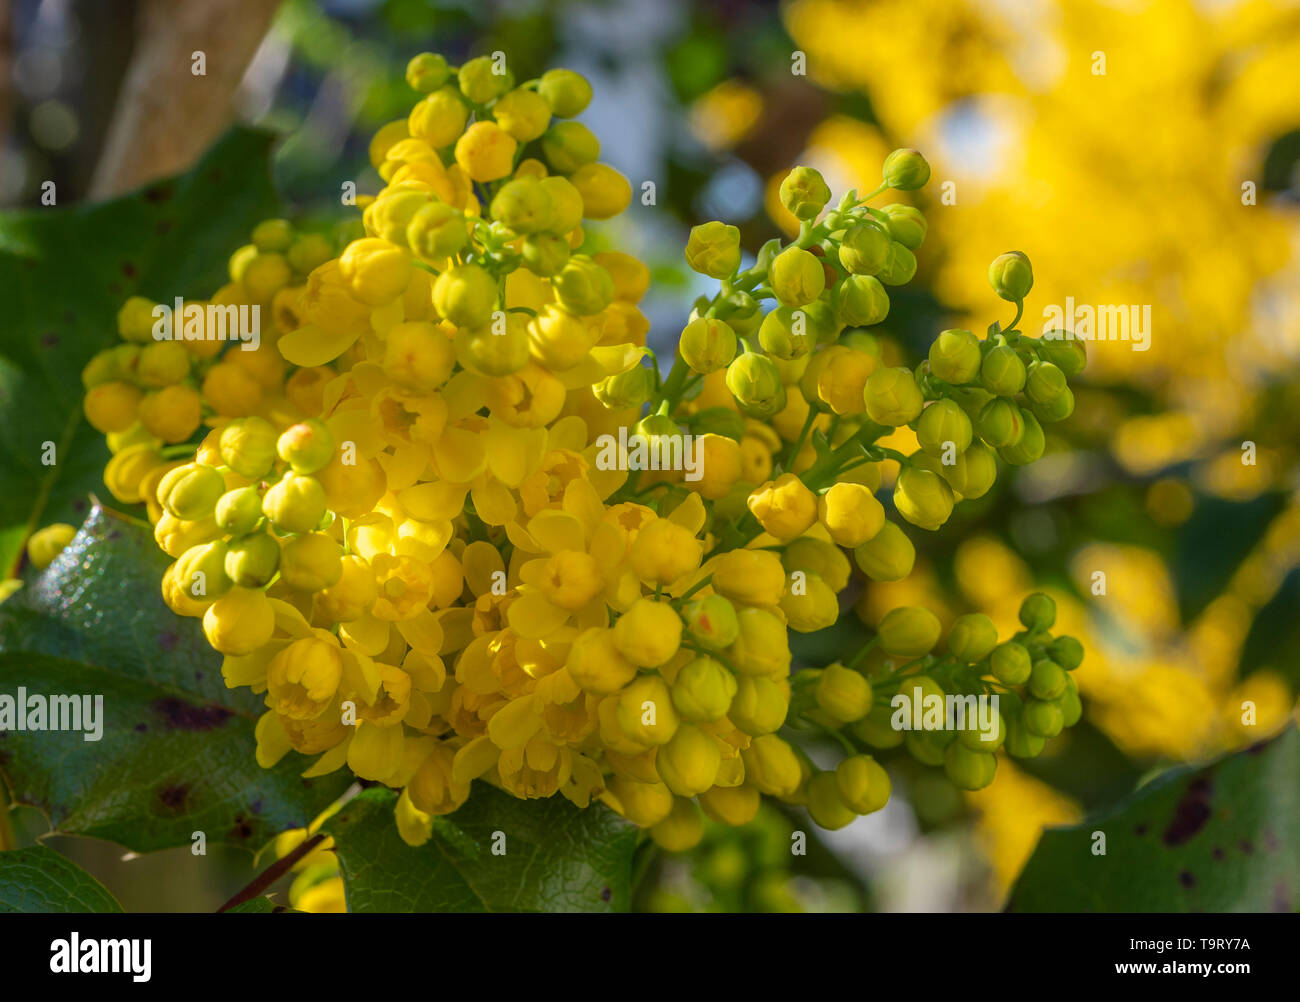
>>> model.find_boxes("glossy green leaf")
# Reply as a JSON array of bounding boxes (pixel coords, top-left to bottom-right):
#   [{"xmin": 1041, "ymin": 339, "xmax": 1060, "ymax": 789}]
[
  {"xmin": 0, "ymin": 844, "xmax": 123, "ymax": 913},
  {"xmin": 1008, "ymin": 724, "xmax": 1300, "ymax": 912},
  {"xmin": 325, "ymin": 785, "xmax": 638, "ymax": 913},
  {"xmin": 0, "ymin": 503, "xmax": 351, "ymax": 852},
  {"xmin": 0, "ymin": 127, "xmax": 279, "ymax": 578}
]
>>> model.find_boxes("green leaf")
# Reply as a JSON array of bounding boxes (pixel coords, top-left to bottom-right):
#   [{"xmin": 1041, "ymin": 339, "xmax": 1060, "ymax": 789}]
[
  {"xmin": 0, "ymin": 845, "xmax": 123, "ymax": 912},
  {"xmin": 1237, "ymin": 567, "xmax": 1300, "ymax": 690},
  {"xmin": 0, "ymin": 127, "xmax": 279, "ymax": 577},
  {"xmin": 324, "ymin": 786, "xmax": 638, "ymax": 912},
  {"xmin": 1171, "ymin": 491, "xmax": 1287, "ymax": 622},
  {"xmin": 1008, "ymin": 724, "xmax": 1300, "ymax": 912},
  {"xmin": 0, "ymin": 503, "xmax": 351, "ymax": 852}
]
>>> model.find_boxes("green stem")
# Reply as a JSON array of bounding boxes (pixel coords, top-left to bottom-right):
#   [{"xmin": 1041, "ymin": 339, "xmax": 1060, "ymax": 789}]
[
  {"xmin": 845, "ymin": 636, "xmax": 879, "ymax": 671},
  {"xmin": 675, "ymin": 574, "xmax": 713, "ymax": 604},
  {"xmin": 780, "ymin": 407, "xmax": 819, "ymax": 473},
  {"xmin": 651, "ymin": 354, "xmax": 690, "ymax": 413}
]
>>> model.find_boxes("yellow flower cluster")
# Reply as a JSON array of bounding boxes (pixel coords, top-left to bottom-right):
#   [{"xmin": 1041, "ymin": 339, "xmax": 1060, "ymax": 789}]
[{"xmin": 71, "ymin": 52, "xmax": 1085, "ymax": 854}]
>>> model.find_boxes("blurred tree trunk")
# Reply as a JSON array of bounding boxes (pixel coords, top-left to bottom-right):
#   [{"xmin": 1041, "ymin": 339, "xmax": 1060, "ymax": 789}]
[{"xmin": 89, "ymin": 0, "xmax": 281, "ymax": 200}]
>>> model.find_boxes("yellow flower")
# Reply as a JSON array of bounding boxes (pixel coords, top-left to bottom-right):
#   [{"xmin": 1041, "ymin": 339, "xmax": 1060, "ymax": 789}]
[
  {"xmin": 747, "ymin": 472, "xmax": 818, "ymax": 542},
  {"xmin": 267, "ymin": 637, "xmax": 344, "ymax": 720}
]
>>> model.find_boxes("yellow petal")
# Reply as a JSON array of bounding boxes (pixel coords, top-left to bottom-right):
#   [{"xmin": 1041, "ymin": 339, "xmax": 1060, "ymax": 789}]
[
  {"xmin": 666, "ymin": 491, "xmax": 707, "ymax": 535},
  {"xmin": 396, "ymin": 482, "xmax": 468, "ymax": 522},
  {"xmin": 487, "ymin": 694, "xmax": 542, "ymax": 750},
  {"xmin": 341, "ymin": 614, "xmax": 391, "ymax": 658},
  {"xmin": 432, "ymin": 426, "xmax": 488, "ymax": 483},
  {"xmin": 278, "ymin": 323, "xmax": 360, "ymax": 367},
  {"xmin": 395, "ymin": 607, "xmax": 445, "ymax": 655},
  {"xmin": 268, "ymin": 598, "xmax": 313, "ymax": 637},
  {"xmin": 302, "ymin": 737, "xmax": 352, "ymax": 778},
  {"xmin": 547, "ymin": 415, "xmax": 588, "ymax": 454},
  {"xmin": 378, "ymin": 444, "xmax": 430, "ymax": 492},
  {"xmin": 326, "ymin": 406, "xmax": 385, "ymax": 459},
  {"xmin": 485, "ymin": 420, "xmax": 546, "ymax": 487},
  {"xmin": 254, "ymin": 711, "xmax": 292, "ymax": 768},
  {"xmin": 526, "ymin": 510, "xmax": 586, "ymax": 554},
  {"xmin": 471, "ymin": 481, "xmax": 517, "ymax": 526},
  {"xmin": 452, "ymin": 734, "xmax": 501, "ymax": 784},
  {"xmin": 507, "ymin": 590, "xmax": 570, "ymax": 639}
]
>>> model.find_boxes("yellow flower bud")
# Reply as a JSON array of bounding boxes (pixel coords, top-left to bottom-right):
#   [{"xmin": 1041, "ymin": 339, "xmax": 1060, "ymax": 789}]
[
  {"xmin": 747, "ymin": 472, "xmax": 817, "ymax": 542},
  {"xmin": 536, "ymin": 175, "xmax": 584, "ymax": 234},
  {"xmin": 863, "ymin": 366, "xmax": 923, "ymax": 426},
  {"xmin": 433, "ymin": 263, "xmax": 496, "ymax": 328},
  {"xmin": 405, "ymin": 52, "xmax": 450, "ymax": 93},
  {"xmin": 383, "ymin": 321, "xmax": 456, "ymax": 393},
  {"xmin": 569, "ymin": 162, "xmax": 631, "ymax": 219},
  {"xmin": 807, "ymin": 771, "xmax": 856, "ymax": 830},
  {"xmin": 684, "ymin": 220, "xmax": 742, "ymax": 279},
  {"xmin": 538, "ymin": 68, "xmax": 592, "ymax": 117},
  {"xmin": 552, "ymin": 254, "xmax": 615, "ymax": 315},
  {"xmin": 853, "ymin": 520, "xmax": 915, "ymax": 582},
  {"xmin": 835, "ymin": 754, "xmax": 891, "ymax": 814},
  {"xmin": 948, "ymin": 612, "xmax": 999, "ymax": 663},
  {"xmin": 84, "ymin": 380, "xmax": 143, "ymax": 434},
  {"xmin": 116, "ymin": 295, "xmax": 159, "ymax": 342},
  {"xmin": 27, "ymin": 523, "xmax": 77, "ymax": 570},
  {"xmin": 628, "ymin": 518, "xmax": 702, "ymax": 586},
  {"xmin": 224, "ymin": 532, "xmax": 280, "ymax": 587},
  {"xmin": 541, "ymin": 121, "xmax": 600, "ymax": 173},
  {"xmin": 780, "ymin": 571, "xmax": 838, "ymax": 633},
  {"xmin": 454, "ymin": 121, "xmax": 518, "ymax": 182},
  {"xmin": 893, "ymin": 466, "xmax": 954, "ymax": 531},
  {"xmin": 876, "ymin": 605, "xmax": 942, "ymax": 657},
  {"xmin": 104, "ymin": 444, "xmax": 165, "ymax": 506},
  {"xmin": 262, "ymin": 473, "xmax": 328, "ymax": 535},
  {"xmin": 700, "ymin": 783, "xmax": 761, "ymax": 826},
  {"xmin": 710, "ymin": 548, "xmax": 786, "ymax": 607},
  {"xmin": 492, "ymin": 87, "xmax": 551, "ymax": 142},
  {"xmin": 679, "ymin": 317, "xmax": 737, "ymax": 373},
  {"xmin": 615, "ymin": 674, "xmax": 679, "ymax": 745},
  {"xmin": 538, "ymin": 550, "xmax": 605, "ymax": 610},
  {"xmin": 817, "ymin": 481, "xmax": 885, "ymax": 548},
  {"xmin": 158, "ymin": 463, "xmax": 225, "ymax": 521},
  {"xmin": 655, "ymin": 795, "xmax": 707, "ymax": 852},
  {"xmin": 670, "ymin": 655, "xmax": 738, "ymax": 722},
  {"xmin": 409, "ymin": 86, "xmax": 468, "ymax": 148},
  {"xmin": 612, "ymin": 598, "xmax": 683, "ymax": 668},
  {"xmin": 741, "ymin": 734, "xmax": 801, "ymax": 797},
  {"xmin": 655, "ymin": 725, "xmax": 721, "ymax": 797},
  {"xmin": 812, "ymin": 345, "xmax": 877, "ymax": 415},
  {"xmin": 339, "ymin": 237, "xmax": 411, "ymax": 307},
  {"xmin": 280, "ymin": 532, "xmax": 343, "ymax": 593},
  {"xmin": 726, "ymin": 606, "xmax": 791, "ymax": 677},
  {"xmin": 816, "ymin": 664, "xmax": 873, "ymax": 723},
  {"xmin": 779, "ymin": 166, "xmax": 831, "ymax": 220},
  {"xmin": 606, "ymin": 775, "xmax": 674, "ymax": 826},
  {"xmin": 729, "ymin": 675, "xmax": 789, "ymax": 735},
  {"xmin": 768, "ymin": 246, "xmax": 825, "ymax": 308},
  {"xmin": 567, "ymin": 627, "xmax": 638, "ymax": 695},
  {"xmin": 202, "ymin": 586, "xmax": 275, "ymax": 656}
]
